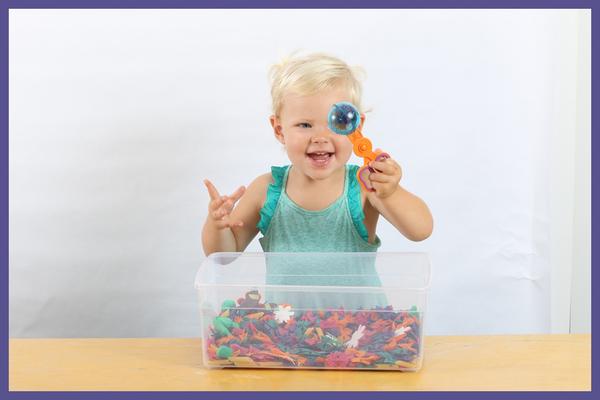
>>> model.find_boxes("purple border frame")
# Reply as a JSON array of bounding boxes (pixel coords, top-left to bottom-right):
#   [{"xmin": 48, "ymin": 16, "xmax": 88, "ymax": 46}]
[
  {"xmin": 1, "ymin": 0, "xmax": 595, "ymax": 399},
  {"xmin": 0, "ymin": 0, "xmax": 597, "ymax": 8}
]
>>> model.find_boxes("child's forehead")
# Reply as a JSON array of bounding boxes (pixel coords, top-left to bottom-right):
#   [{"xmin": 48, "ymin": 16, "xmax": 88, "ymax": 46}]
[
  {"xmin": 284, "ymin": 87, "xmax": 352, "ymax": 101},
  {"xmin": 281, "ymin": 88, "xmax": 353, "ymax": 114}
]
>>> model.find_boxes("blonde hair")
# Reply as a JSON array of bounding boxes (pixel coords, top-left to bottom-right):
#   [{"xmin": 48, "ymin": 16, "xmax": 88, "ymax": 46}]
[{"xmin": 269, "ymin": 52, "xmax": 365, "ymax": 117}]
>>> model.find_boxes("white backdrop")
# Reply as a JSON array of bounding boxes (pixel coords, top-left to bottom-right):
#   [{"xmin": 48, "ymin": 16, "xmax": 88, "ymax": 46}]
[{"xmin": 9, "ymin": 9, "xmax": 590, "ymax": 337}]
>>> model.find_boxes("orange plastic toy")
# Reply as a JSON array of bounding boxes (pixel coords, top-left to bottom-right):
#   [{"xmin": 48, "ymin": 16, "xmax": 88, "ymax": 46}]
[{"xmin": 328, "ymin": 102, "xmax": 390, "ymax": 192}]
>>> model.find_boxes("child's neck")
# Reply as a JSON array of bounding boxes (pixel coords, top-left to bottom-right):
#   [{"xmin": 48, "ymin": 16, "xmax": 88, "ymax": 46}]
[{"xmin": 285, "ymin": 165, "xmax": 346, "ymax": 211}]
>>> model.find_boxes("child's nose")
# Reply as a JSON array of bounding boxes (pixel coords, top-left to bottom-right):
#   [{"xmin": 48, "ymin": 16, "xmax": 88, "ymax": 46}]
[
  {"xmin": 311, "ymin": 136, "xmax": 329, "ymax": 144},
  {"xmin": 311, "ymin": 126, "xmax": 333, "ymax": 143}
]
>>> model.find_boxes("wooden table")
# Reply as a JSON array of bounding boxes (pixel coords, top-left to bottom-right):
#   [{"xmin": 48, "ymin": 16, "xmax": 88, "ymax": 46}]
[{"xmin": 9, "ymin": 334, "xmax": 590, "ymax": 391}]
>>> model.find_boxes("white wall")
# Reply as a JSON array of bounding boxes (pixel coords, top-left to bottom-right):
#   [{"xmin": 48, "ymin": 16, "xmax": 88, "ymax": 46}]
[
  {"xmin": 570, "ymin": 10, "xmax": 591, "ymax": 334},
  {"xmin": 9, "ymin": 9, "xmax": 590, "ymax": 337}
]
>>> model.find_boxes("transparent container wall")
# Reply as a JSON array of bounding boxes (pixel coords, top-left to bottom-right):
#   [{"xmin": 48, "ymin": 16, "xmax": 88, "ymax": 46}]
[{"xmin": 195, "ymin": 252, "xmax": 430, "ymax": 371}]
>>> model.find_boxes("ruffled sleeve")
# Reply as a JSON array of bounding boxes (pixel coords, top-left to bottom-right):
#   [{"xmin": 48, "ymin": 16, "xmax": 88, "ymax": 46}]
[
  {"xmin": 347, "ymin": 164, "xmax": 370, "ymax": 242},
  {"xmin": 256, "ymin": 165, "xmax": 288, "ymax": 235}
]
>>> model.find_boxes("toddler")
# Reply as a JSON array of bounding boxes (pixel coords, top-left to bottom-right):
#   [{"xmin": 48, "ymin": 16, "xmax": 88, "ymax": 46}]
[{"xmin": 202, "ymin": 52, "xmax": 433, "ymax": 308}]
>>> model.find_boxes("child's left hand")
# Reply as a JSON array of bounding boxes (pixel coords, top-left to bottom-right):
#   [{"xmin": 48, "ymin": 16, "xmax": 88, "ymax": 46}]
[{"xmin": 368, "ymin": 155, "xmax": 403, "ymax": 199}]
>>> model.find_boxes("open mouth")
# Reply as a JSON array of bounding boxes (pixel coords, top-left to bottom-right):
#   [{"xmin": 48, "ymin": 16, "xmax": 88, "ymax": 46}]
[
  {"xmin": 306, "ymin": 151, "xmax": 334, "ymax": 167},
  {"xmin": 307, "ymin": 151, "xmax": 334, "ymax": 160}
]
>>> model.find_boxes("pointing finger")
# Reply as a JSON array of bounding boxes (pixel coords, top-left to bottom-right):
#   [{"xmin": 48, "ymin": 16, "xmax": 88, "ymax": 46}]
[
  {"xmin": 203, "ymin": 179, "xmax": 221, "ymax": 200},
  {"xmin": 229, "ymin": 186, "xmax": 246, "ymax": 202}
]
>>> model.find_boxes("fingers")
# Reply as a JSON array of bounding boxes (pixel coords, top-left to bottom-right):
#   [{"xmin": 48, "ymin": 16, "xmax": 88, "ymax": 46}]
[
  {"xmin": 369, "ymin": 158, "xmax": 397, "ymax": 174},
  {"xmin": 209, "ymin": 196, "xmax": 226, "ymax": 211},
  {"xmin": 229, "ymin": 186, "xmax": 246, "ymax": 202},
  {"xmin": 203, "ymin": 179, "xmax": 221, "ymax": 200},
  {"xmin": 368, "ymin": 172, "xmax": 393, "ymax": 183},
  {"xmin": 229, "ymin": 220, "xmax": 244, "ymax": 228},
  {"xmin": 210, "ymin": 197, "xmax": 234, "ymax": 220},
  {"xmin": 204, "ymin": 180, "xmax": 247, "ymax": 229},
  {"xmin": 212, "ymin": 217, "xmax": 245, "ymax": 230},
  {"xmin": 221, "ymin": 197, "xmax": 235, "ymax": 215},
  {"xmin": 211, "ymin": 207, "xmax": 228, "ymax": 219},
  {"xmin": 210, "ymin": 205, "xmax": 244, "ymax": 228},
  {"xmin": 204, "ymin": 180, "xmax": 246, "ymax": 203},
  {"xmin": 219, "ymin": 186, "xmax": 246, "ymax": 213}
]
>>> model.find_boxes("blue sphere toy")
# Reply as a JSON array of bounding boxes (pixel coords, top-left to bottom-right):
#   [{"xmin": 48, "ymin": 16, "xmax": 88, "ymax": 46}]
[{"xmin": 328, "ymin": 102, "xmax": 361, "ymax": 136}]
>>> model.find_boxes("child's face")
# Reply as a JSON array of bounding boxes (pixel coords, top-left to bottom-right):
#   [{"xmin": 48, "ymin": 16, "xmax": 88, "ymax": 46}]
[{"xmin": 270, "ymin": 87, "xmax": 360, "ymax": 181}]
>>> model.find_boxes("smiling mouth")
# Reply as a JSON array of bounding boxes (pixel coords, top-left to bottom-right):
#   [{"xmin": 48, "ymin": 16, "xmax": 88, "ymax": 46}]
[
  {"xmin": 306, "ymin": 151, "xmax": 334, "ymax": 161},
  {"xmin": 306, "ymin": 151, "xmax": 334, "ymax": 168}
]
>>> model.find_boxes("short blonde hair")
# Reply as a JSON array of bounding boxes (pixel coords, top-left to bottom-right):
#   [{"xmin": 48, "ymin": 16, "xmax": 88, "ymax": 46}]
[{"xmin": 269, "ymin": 52, "xmax": 365, "ymax": 116}]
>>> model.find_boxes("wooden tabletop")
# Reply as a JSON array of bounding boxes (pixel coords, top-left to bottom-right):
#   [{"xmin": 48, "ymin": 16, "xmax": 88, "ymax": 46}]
[{"xmin": 9, "ymin": 334, "xmax": 590, "ymax": 391}]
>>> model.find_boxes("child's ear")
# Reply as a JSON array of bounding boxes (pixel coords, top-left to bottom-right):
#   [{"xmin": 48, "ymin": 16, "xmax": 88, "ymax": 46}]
[{"xmin": 270, "ymin": 115, "xmax": 285, "ymax": 144}]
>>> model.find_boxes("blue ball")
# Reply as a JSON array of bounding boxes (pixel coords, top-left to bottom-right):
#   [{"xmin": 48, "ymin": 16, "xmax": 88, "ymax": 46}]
[{"xmin": 328, "ymin": 102, "xmax": 360, "ymax": 136}]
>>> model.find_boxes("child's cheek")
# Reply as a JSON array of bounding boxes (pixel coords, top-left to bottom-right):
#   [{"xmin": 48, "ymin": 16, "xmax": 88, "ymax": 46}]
[
  {"xmin": 286, "ymin": 137, "xmax": 308, "ymax": 159},
  {"xmin": 335, "ymin": 137, "xmax": 353, "ymax": 158}
]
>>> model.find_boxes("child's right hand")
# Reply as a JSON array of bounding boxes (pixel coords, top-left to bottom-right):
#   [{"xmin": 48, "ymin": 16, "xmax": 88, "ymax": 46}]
[{"xmin": 203, "ymin": 179, "xmax": 246, "ymax": 230}]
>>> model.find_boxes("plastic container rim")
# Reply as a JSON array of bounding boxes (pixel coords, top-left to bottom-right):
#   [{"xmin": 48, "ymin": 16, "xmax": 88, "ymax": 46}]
[{"xmin": 195, "ymin": 251, "xmax": 431, "ymax": 291}]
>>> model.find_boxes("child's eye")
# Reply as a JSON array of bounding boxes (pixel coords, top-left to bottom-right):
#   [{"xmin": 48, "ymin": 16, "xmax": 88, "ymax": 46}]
[{"xmin": 297, "ymin": 122, "xmax": 312, "ymax": 129}]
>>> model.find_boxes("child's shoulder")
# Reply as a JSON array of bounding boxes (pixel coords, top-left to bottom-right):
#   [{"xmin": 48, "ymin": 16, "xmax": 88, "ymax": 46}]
[
  {"xmin": 251, "ymin": 171, "xmax": 275, "ymax": 188},
  {"xmin": 243, "ymin": 170, "xmax": 280, "ymax": 211},
  {"xmin": 252, "ymin": 166, "xmax": 289, "ymax": 187}
]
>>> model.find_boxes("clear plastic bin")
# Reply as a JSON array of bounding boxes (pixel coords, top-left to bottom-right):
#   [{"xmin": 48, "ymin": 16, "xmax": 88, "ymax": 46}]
[{"xmin": 195, "ymin": 252, "xmax": 431, "ymax": 371}]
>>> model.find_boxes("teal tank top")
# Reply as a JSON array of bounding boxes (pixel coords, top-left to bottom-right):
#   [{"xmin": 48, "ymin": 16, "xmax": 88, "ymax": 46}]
[{"xmin": 256, "ymin": 164, "xmax": 387, "ymax": 310}]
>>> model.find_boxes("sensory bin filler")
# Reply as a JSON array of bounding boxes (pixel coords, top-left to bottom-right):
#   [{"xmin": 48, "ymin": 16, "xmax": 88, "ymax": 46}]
[{"xmin": 195, "ymin": 252, "xmax": 431, "ymax": 371}]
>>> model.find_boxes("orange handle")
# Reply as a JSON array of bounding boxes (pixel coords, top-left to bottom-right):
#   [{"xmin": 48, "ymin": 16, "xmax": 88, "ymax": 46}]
[
  {"xmin": 346, "ymin": 129, "xmax": 389, "ymax": 192},
  {"xmin": 348, "ymin": 129, "xmax": 384, "ymax": 167}
]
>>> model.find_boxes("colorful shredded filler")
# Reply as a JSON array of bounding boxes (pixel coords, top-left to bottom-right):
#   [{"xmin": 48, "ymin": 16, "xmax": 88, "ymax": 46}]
[{"xmin": 205, "ymin": 290, "xmax": 423, "ymax": 370}]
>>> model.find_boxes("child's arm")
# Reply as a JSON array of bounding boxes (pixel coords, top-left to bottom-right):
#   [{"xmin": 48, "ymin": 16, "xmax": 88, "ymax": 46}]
[
  {"xmin": 366, "ymin": 158, "xmax": 433, "ymax": 241},
  {"xmin": 202, "ymin": 174, "xmax": 271, "ymax": 255}
]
